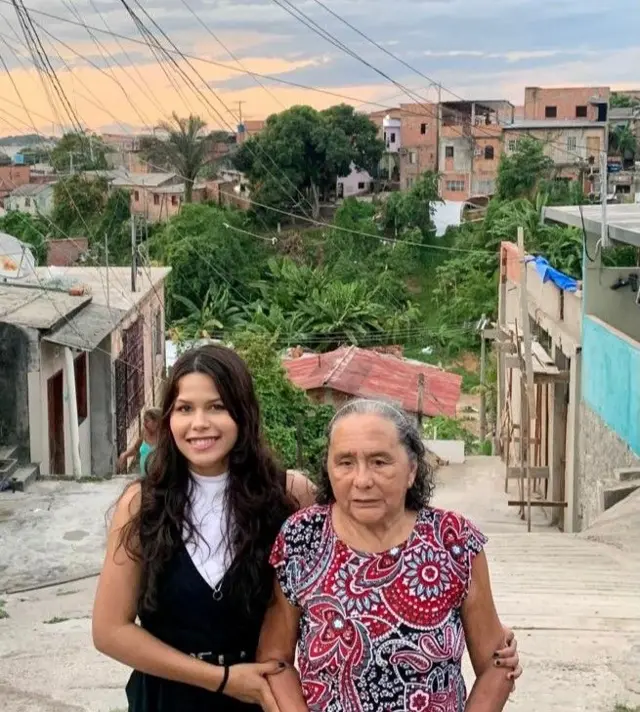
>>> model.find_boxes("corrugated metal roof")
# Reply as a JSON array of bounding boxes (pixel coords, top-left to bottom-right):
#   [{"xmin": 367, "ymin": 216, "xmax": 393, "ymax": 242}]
[
  {"xmin": 283, "ymin": 346, "xmax": 462, "ymax": 418},
  {"xmin": 9, "ymin": 183, "xmax": 54, "ymax": 197}
]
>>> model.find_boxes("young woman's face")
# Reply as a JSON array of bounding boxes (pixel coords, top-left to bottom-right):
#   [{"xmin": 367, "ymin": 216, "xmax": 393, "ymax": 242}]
[
  {"xmin": 144, "ymin": 417, "xmax": 159, "ymax": 436},
  {"xmin": 169, "ymin": 372, "xmax": 238, "ymax": 476}
]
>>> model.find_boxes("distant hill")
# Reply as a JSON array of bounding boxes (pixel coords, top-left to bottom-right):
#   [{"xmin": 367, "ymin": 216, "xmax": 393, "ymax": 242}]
[{"xmin": 0, "ymin": 134, "xmax": 56, "ymax": 147}]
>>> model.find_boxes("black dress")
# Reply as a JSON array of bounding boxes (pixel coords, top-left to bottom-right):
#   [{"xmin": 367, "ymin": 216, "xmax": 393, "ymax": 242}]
[{"xmin": 126, "ymin": 543, "xmax": 266, "ymax": 712}]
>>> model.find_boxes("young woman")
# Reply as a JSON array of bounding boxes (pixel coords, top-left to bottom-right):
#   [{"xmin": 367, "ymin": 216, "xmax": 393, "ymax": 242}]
[
  {"xmin": 117, "ymin": 408, "xmax": 161, "ymax": 476},
  {"xmin": 93, "ymin": 345, "xmax": 520, "ymax": 712}
]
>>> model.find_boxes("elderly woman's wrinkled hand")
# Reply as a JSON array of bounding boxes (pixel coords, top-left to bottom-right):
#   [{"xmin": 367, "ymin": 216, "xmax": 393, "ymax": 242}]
[{"xmin": 494, "ymin": 625, "xmax": 522, "ymax": 691}]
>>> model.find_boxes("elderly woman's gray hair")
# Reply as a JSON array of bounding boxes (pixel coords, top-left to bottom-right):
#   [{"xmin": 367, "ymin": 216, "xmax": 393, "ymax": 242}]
[{"xmin": 317, "ymin": 399, "xmax": 434, "ymax": 510}]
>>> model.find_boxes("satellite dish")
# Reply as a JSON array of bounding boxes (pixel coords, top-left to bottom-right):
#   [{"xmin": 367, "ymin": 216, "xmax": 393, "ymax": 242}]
[{"xmin": 0, "ymin": 232, "xmax": 37, "ymax": 280}]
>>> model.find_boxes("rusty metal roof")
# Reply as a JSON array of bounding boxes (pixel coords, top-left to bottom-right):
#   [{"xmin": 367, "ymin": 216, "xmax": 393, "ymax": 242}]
[{"xmin": 283, "ymin": 346, "xmax": 462, "ymax": 418}]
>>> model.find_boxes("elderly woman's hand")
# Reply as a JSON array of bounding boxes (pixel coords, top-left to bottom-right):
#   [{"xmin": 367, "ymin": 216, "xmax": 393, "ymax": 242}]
[{"xmin": 494, "ymin": 625, "xmax": 522, "ymax": 690}]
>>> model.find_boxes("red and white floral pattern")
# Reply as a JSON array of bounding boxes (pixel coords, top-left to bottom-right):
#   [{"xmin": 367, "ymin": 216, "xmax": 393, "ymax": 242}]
[{"xmin": 269, "ymin": 505, "xmax": 487, "ymax": 712}]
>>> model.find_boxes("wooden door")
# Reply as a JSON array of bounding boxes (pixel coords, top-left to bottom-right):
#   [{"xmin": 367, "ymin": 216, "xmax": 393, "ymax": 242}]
[
  {"xmin": 48, "ymin": 371, "xmax": 65, "ymax": 474},
  {"xmin": 586, "ymin": 136, "xmax": 600, "ymax": 163}
]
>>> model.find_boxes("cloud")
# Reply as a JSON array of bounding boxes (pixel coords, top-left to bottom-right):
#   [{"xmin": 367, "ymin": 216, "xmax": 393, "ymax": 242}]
[{"xmin": 0, "ymin": 0, "xmax": 639, "ymax": 135}]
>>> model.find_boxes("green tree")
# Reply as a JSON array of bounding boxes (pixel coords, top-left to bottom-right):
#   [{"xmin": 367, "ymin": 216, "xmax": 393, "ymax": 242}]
[
  {"xmin": 496, "ymin": 136, "xmax": 554, "ymax": 200},
  {"xmin": 171, "ymin": 285, "xmax": 242, "ymax": 339},
  {"xmin": 140, "ymin": 114, "xmax": 211, "ymax": 202},
  {"xmin": 233, "ymin": 332, "xmax": 333, "ymax": 473},
  {"xmin": 0, "ymin": 151, "xmax": 10, "ymax": 166},
  {"xmin": 151, "ymin": 203, "xmax": 266, "ymax": 322},
  {"xmin": 234, "ymin": 104, "xmax": 384, "ymax": 219},
  {"xmin": 610, "ymin": 125, "xmax": 637, "ymax": 165},
  {"xmin": 50, "ymin": 132, "xmax": 109, "ymax": 172},
  {"xmin": 52, "ymin": 175, "xmax": 109, "ymax": 234},
  {"xmin": 0, "ymin": 211, "xmax": 49, "ymax": 264},
  {"xmin": 382, "ymin": 171, "xmax": 441, "ymax": 240},
  {"xmin": 610, "ymin": 92, "xmax": 640, "ymax": 109}
]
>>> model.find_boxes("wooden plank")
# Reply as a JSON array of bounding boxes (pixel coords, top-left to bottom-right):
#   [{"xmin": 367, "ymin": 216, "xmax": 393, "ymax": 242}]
[
  {"xmin": 517, "ymin": 227, "xmax": 535, "ymax": 533},
  {"xmin": 507, "ymin": 466, "xmax": 549, "ymax": 480},
  {"xmin": 507, "ymin": 500, "xmax": 568, "ymax": 508}
]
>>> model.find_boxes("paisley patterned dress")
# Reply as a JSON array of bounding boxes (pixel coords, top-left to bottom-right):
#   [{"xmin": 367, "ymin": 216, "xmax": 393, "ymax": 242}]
[{"xmin": 269, "ymin": 505, "xmax": 487, "ymax": 712}]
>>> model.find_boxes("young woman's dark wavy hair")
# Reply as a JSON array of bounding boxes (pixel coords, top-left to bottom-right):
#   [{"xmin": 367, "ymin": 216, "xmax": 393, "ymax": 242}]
[{"xmin": 118, "ymin": 344, "xmax": 296, "ymax": 615}]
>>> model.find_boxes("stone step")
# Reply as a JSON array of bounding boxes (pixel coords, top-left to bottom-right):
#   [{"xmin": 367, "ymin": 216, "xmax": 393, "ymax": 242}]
[
  {"xmin": 602, "ymin": 480, "xmax": 640, "ymax": 512},
  {"xmin": 9, "ymin": 465, "xmax": 40, "ymax": 492},
  {"xmin": 615, "ymin": 467, "xmax": 640, "ymax": 483}
]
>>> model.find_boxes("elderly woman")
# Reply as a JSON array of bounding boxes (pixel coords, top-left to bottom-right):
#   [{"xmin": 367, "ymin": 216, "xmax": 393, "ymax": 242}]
[{"xmin": 258, "ymin": 399, "xmax": 516, "ymax": 712}]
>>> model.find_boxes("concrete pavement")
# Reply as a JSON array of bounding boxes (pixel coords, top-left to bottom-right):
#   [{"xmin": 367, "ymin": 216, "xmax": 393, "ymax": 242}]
[{"xmin": 0, "ymin": 460, "xmax": 639, "ymax": 711}]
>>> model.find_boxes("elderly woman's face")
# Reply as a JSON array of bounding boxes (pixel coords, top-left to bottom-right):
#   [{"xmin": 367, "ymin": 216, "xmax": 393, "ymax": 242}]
[{"xmin": 328, "ymin": 413, "xmax": 417, "ymax": 525}]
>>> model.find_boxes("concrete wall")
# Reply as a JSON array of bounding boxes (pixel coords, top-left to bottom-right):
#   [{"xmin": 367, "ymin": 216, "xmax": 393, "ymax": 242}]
[
  {"xmin": 582, "ymin": 316, "xmax": 640, "ymax": 457},
  {"xmin": 0, "ymin": 323, "xmax": 32, "ymax": 458},
  {"xmin": 524, "ymin": 86, "xmax": 609, "ymax": 121},
  {"xmin": 578, "ymin": 402, "xmax": 640, "ymax": 529},
  {"xmin": 90, "ymin": 335, "xmax": 115, "ymax": 476},
  {"xmin": 112, "ymin": 285, "xmax": 167, "ymax": 458},
  {"xmin": 583, "ymin": 264, "xmax": 640, "ymax": 344},
  {"xmin": 337, "ymin": 165, "xmax": 372, "ymax": 198},
  {"xmin": 504, "ymin": 126, "xmax": 604, "ymax": 165}
]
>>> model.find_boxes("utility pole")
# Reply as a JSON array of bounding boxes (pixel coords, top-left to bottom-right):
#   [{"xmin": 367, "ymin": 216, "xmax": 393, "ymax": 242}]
[
  {"xmin": 479, "ymin": 323, "xmax": 487, "ymax": 443},
  {"xmin": 131, "ymin": 214, "xmax": 137, "ymax": 292},
  {"xmin": 600, "ymin": 124, "xmax": 609, "ymax": 248},
  {"xmin": 435, "ymin": 83, "xmax": 442, "ymax": 174},
  {"xmin": 104, "ymin": 233, "xmax": 111, "ymax": 310},
  {"xmin": 237, "ymin": 101, "xmax": 246, "ymax": 127}
]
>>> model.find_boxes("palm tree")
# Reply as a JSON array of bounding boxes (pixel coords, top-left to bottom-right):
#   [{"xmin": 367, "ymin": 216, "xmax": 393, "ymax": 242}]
[
  {"xmin": 611, "ymin": 125, "xmax": 637, "ymax": 167},
  {"xmin": 144, "ymin": 114, "xmax": 211, "ymax": 202}
]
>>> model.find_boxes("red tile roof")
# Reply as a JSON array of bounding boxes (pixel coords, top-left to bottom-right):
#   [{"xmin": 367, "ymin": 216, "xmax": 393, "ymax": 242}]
[{"xmin": 283, "ymin": 346, "xmax": 462, "ymax": 418}]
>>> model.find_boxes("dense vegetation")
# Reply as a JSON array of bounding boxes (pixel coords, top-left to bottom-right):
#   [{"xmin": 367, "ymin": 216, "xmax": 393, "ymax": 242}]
[{"xmin": 6, "ymin": 114, "xmax": 638, "ymax": 462}]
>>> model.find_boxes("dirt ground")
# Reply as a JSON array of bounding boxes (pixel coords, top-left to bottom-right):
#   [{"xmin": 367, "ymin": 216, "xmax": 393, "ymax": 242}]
[{"xmin": 1, "ymin": 461, "xmax": 639, "ymax": 712}]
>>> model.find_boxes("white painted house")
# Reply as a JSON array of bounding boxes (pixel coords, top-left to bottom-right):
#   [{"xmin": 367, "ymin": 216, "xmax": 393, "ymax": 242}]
[{"xmin": 5, "ymin": 183, "xmax": 56, "ymax": 217}]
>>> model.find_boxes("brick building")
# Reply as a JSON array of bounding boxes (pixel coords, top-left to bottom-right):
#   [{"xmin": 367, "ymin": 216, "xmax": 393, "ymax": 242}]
[{"xmin": 523, "ymin": 86, "xmax": 610, "ymax": 122}]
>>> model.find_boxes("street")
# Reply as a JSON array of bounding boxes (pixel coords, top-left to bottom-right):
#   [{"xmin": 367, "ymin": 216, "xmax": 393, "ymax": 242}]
[{"xmin": 1, "ymin": 459, "xmax": 639, "ymax": 712}]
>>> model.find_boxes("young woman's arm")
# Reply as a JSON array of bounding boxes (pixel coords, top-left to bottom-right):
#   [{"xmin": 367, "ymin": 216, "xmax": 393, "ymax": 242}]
[
  {"xmin": 92, "ymin": 484, "xmax": 283, "ymax": 712},
  {"xmin": 461, "ymin": 551, "xmax": 514, "ymax": 712},
  {"xmin": 257, "ymin": 580, "xmax": 309, "ymax": 712},
  {"xmin": 117, "ymin": 437, "xmax": 142, "ymax": 470},
  {"xmin": 286, "ymin": 471, "xmax": 317, "ymax": 509}
]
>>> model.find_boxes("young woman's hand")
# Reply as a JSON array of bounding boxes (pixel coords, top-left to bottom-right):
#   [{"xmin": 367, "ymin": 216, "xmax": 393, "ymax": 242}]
[
  {"xmin": 225, "ymin": 660, "xmax": 285, "ymax": 711},
  {"xmin": 495, "ymin": 626, "xmax": 522, "ymax": 689}
]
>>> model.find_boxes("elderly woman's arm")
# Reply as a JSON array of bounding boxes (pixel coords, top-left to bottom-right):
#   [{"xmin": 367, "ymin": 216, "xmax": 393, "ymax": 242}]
[
  {"xmin": 462, "ymin": 550, "xmax": 513, "ymax": 712},
  {"xmin": 257, "ymin": 580, "xmax": 309, "ymax": 712}
]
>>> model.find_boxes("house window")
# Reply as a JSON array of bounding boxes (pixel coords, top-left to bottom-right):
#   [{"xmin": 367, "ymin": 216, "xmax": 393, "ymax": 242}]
[
  {"xmin": 409, "ymin": 150, "xmax": 417, "ymax": 165},
  {"xmin": 134, "ymin": 190, "xmax": 140, "ymax": 202},
  {"xmin": 484, "ymin": 145, "xmax": 495, "ymax": 160},
  {"xmin": 445, "ymin": 146, "xmax": 455, "ymax": 158},
  {"xmin": 25, "ymin": 197, "xmax": 31, "ymax": 207},
  {"xmin": 420, "ymin": 123, "xmax": 427, "ymax": 135},
  {"xmin": 153, "ymin": 194, "xmax": 160, "ymax": 205},
  {"xmin": 445, "ymin": 180, "xmax": 465, "ymax": 192},
  {"xmin": 545, "ymin": 106, "xmax": 557, "ymax": 118},
  {"xmin": 357, "ymin": 182, "xmax": 365, "ymax": 190},
  {"xmin": 171, "ymin": 195, "xmax": 178, "ymax": 206},
  {"xmin": 74, "ymin": 353, "xmax": 88, "ymax": 423},
  {"xmin": 575, "ymin": 105, "xmax": 588, "ymax": 118},
  {"xmin": 567, "ymin": 136, "xmax": 577, "ymax": 152},
  {"xmin": 390, "ymin": 132, "xmax": 396, "ymax": 144},
  {"xmin": 508, "ymin": 139, "xmax": 518, "ymax": 152}
]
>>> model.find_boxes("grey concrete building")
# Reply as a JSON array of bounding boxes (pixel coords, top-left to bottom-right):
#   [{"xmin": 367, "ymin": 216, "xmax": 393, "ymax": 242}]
[{"xmin": 0, "ymin": 266, "xmax": 169, "ymax": 482}]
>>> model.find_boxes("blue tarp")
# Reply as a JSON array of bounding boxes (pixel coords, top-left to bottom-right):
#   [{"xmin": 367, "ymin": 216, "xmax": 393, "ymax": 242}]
[{"xmin": 527, "ymin": 256, "xmax": 579, "ymax": 293}]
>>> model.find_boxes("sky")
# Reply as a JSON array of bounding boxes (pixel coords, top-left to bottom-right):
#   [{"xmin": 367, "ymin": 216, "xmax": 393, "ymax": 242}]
[{"xmin": 0, "ymin": 0, "xmax": 639, "ymax": 137}]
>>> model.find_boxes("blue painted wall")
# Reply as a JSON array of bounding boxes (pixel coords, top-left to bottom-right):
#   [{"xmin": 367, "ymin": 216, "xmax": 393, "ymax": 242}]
[{"xmin": 582, "ymin": 316, "xmax": 640, "ymax": 456}]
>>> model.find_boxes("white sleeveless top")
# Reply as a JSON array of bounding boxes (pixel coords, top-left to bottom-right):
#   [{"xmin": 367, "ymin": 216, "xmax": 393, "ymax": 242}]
[{"xmin": 183, "ymin": 471, "xmax": 232, "ymax": 590}]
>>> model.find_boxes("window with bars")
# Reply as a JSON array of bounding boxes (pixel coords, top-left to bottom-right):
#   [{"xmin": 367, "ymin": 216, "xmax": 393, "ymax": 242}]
[
  {"xmin": 115, "ymin": 318, "xmax": 145, "ymax": 454},
  {"xmin": 445, "ymin": 180, "xmax": 465, "ymax": 192}
]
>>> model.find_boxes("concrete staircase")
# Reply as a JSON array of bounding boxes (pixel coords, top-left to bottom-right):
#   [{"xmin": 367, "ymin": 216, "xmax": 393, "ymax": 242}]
[
  {"xmin": 0, "ymin": 445, "xmax": 40, "ymax": 492},
  {"xmin": 601, "ymin": 466, "xmax": 640, "ymax": 513}
]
